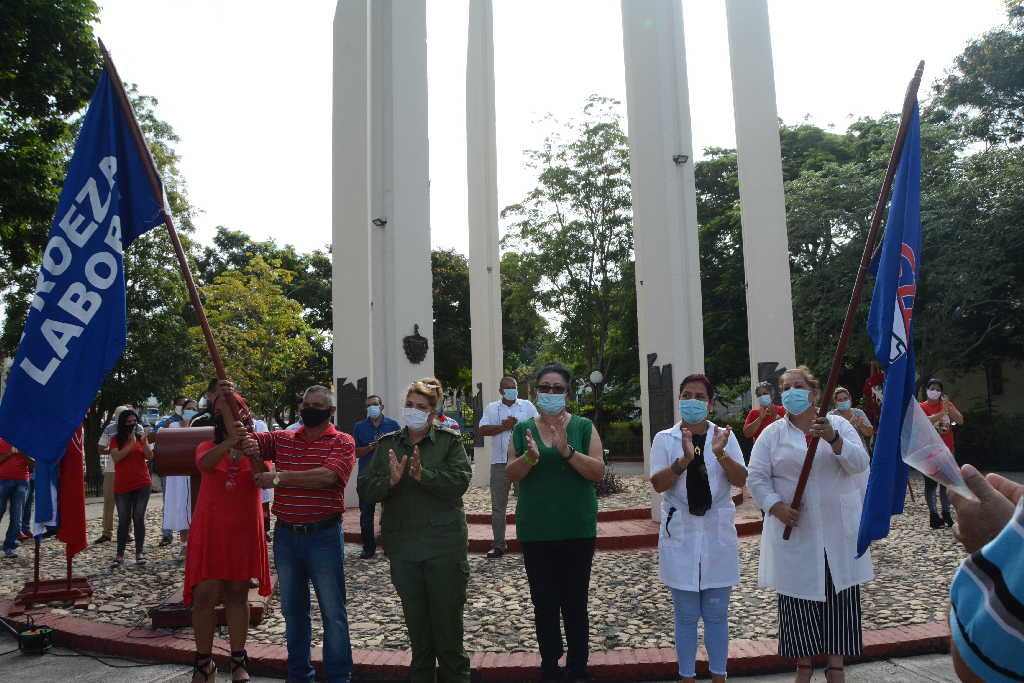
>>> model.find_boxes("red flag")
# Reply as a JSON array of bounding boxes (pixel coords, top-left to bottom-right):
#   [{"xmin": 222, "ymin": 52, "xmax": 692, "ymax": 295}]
[{"xmin": 57, "ymin": 426, "xmax": 87, "ymax": 560}]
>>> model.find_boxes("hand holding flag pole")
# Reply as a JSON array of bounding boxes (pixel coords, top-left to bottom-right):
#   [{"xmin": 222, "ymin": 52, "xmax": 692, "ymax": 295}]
[
  {"xmin": 97, "ymin": 39, "xmax": 247, "ymax": 428},
  {"xmin": 782, "ymin": 61, "xmax": 925, "ymax": 540}
]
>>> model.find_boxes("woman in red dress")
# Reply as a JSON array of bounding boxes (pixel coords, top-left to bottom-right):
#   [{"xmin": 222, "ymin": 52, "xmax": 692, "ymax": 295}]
[{"xmin": 185, "ymin": 400, "xmax": 271, "ymax": 683}]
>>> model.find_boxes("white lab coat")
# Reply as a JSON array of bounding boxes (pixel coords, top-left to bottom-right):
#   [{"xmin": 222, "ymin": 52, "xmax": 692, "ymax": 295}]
[
  {"xmin": 747, "ymin": 413, "xmax": 874, "ymax": 601},
  {"xmin": 651, "ymin": 420, "xmax": 746, "ymax": 592}
]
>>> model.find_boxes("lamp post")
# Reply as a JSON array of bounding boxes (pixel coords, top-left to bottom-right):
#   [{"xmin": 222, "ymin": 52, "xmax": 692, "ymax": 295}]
[{"xmin": 589, "ymin": 370, "xmax": 604, "ymax": 434}]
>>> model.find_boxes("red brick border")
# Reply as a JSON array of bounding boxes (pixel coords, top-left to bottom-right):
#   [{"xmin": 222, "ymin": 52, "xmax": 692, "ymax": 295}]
[
  {"xmin": 0, "ymin": 599, "xmax": 950, "ymax": 680},
  {"xmin": 346, "ymin": 497, "xmax": 762, "ymax": 554}
]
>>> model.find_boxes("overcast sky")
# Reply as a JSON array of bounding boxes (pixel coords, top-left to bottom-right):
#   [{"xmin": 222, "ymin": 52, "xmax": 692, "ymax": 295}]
[{"xmin": 95, "ymin": 0, "xmax": 1007, "ymax": 257}]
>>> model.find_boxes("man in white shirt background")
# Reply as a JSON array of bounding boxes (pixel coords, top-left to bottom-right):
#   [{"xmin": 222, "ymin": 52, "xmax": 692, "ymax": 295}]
[{"xmin": 477, "ymin": 376, "xmax": 538, "ymax": 558}]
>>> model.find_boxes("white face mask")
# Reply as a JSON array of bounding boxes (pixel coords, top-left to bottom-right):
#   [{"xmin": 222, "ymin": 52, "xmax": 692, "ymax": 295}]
[
  {"xmin": 926, "ymin": 389, "xmax": 942, "ymax": 401},
  {"xmin": 402, "ymin": 407, "xmax": 431, "ymax": 431}
]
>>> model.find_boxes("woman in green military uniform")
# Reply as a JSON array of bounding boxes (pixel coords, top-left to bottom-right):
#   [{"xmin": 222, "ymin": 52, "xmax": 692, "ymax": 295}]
[
  {"xmin": 357, "ymin": 377, "xmax": 472, "ymax": 683},
  {"xmin": 507, "ymin": 363, "xmax": 606, "ymax": 682}
]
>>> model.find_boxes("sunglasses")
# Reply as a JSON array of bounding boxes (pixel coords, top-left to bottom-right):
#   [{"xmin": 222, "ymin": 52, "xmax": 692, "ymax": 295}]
[{"xmin": 536, "ymin": 384, "xmax": 567, "ymax": 394}]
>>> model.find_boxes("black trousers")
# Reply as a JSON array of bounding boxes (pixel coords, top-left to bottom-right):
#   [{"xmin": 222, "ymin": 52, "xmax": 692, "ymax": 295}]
[
  {"xmin": 924, "ymin": 477, "xmax": 951, "ymax": 515},
  {"xmin": 114, "ymin": 486, "xmax": 150, "ymax": 556},
  {"xmin": 359, "ymin": 501, "xmax": 376, "ymax": 553},
  {"xmin": 521, "ymin": 537, "xmax": 596, "ymax": 676}
]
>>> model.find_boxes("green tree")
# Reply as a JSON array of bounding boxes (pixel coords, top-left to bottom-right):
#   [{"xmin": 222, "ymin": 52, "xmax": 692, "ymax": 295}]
[
  {"xmin": 187, "ymin": 257, "xmax": 319, "ymax": 419},
  {"xmin": 0, "ymin": 0, "xmax": 101, "ymax": 286},
  {"xmin": 431, "ymin": 248, "xmax": 472, "ymax": 393},
  {"xmin": 935, "ymin": 2, "xmax": 1024, "ymax": 144},
  {"xmin": 499, "ymin": 251, "xmax": 547, "ymax": 372},
  {"xmin": 502, "ymin": 96, "xmax": 637, "ymax": 426},
  {"xmin": 194, "ymin": 227, "xmax": 333, "ymax": 423},
  {"xmin": 197, "ymin": 227, "xmax": 332, "ymax": 333}
]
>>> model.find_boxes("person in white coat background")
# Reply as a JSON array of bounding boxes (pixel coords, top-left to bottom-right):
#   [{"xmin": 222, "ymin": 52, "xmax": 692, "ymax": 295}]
[
  {"xmin": 747, "ymin": 366, "xmax": 872, "ymax": 683},
  {"xmin": 650, "ymin": 373, "xmax": 748, "ymax": 683}
]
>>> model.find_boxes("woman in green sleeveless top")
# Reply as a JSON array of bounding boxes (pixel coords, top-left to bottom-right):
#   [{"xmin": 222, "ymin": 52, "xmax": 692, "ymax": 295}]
[{"xmin": 507, "ymin": 363, "xmax": 606, "ymax": 682}]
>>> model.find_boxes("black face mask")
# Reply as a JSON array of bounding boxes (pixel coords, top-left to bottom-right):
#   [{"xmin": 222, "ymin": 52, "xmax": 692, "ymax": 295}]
[{"xmin": 300, "ymin": 406, "xmax": 332, "ymax": 428}]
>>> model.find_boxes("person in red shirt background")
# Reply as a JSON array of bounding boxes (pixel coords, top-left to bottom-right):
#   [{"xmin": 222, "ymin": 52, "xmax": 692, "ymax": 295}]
[
  {"xmin": 0, "ymin": 436, "xmax": 32, "ymax": 558},
  {"xmin": 920, "ymin": 378, "xmax": 964, "ymax": 529},
  {"xmin": 743, "ymin": 382, "xmax": 786, "ymax": 443},
  {"xmin": 109, "ymin": 409, "xmax": 153, "ymax": 567}
]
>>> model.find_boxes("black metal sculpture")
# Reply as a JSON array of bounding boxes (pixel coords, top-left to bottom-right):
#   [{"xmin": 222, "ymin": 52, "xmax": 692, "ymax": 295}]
[
  {"xmin": 403, "ymin": 324, "xmax": 429, "ymax": 364},
  {"xmin": 647, "ymin": 353, "xmax": 674, "ymax": 442},
  {"xmin": 336, "ymin": 376, "xmax": 368, "ymax": 436}
]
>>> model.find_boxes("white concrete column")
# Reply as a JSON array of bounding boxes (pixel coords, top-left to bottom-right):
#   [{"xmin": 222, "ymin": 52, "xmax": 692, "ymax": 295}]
[
  {"xmin": 466, "ymin": 0, "xmax": 503, "ymax": 487},
  {"xmin": 332, "ymin": 0, "xmax": 372, "ymax": 507},
  {"xmin": 368, "ymin": 0, "xmax": 435, "ymax": 418},
  {"xmin": 620, "ymin": 0, "xmax": 705, "ymax": 518},
  {"xmin": 725, "ymin": 0, "xmax": 796, "ymax": 391}
]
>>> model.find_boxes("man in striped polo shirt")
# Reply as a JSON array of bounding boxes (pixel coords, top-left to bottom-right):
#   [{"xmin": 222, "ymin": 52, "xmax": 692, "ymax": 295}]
[{"xmin": 245, "ymin": 384, "xmax": 355, "ymax": 683}]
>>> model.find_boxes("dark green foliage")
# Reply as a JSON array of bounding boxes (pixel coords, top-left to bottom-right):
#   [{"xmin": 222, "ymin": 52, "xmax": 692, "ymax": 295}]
[
  {"xmin": 431, "ymin": 248, "xmax": 472, "ymax": 394},
  {"xmin": 0, "ymin": 0, "xmax": 101, "ymax": 285}
]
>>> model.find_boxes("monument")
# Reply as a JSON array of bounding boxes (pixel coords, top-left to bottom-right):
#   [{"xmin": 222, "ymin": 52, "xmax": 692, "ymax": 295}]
[
  {"xmin": 333, "ymin": 0, "xmax": 796, "ymax": 508},
  {"xmin": 333, "ymin": 0, "xmax": 435, "ymax": 505}
]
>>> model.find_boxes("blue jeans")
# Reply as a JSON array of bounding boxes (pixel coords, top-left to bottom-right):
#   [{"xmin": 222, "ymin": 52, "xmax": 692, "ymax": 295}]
[
  {"xmin": 21, "ymin": 477, "xmax": 34, "ymax": 534},
  {"xmin": 671, "ymin": 586, "xmax": 731, "ymax": 677},
  {"xmin": 274, "ymin": 520, "xmax": 353, "ymax": 682},
  {"xmin": 358, "ymin": 501, "xmax": 376, "ymax": 554},
  {"xmin": 0, "ymin": 479, "xmax": 29, "ymax": 552}
]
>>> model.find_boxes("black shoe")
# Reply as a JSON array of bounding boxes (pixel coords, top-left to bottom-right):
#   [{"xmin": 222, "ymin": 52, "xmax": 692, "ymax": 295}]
[
  {"xmin": 485, "ymin": 547, "xmax": 504, "ymax": 559},
  {"xmin": 929, "ymin": 512, "xmax": 944, "ymax": 529},
  {"xmin": 93, "ymin": 534, "xmax": 111, "ymax": 544},
  {"xmin": 359, "ymin": 549, "xmax": 375, "ymax": 559},
  {"xmin": 540, "ymin": 665, "xmax": 563, "ymax": 682},
  {"xmin": 942, "ymin": 510, "xmax": 954, "ymax": 527},
  {"xmin": 158, "ymin": 536, "xmax": 172, "ymax": 547}
]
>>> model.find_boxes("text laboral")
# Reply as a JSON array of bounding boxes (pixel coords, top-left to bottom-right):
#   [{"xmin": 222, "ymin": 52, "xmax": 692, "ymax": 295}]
[{"xmin": 24, "ymin": 156, "xmax": 125, "ymax": 386}]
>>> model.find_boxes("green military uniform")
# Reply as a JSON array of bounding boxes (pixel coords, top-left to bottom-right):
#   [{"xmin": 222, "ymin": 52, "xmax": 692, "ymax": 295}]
[{"xmin": 357, "ymin": 424, "xmax": 472, "ymax": 683}]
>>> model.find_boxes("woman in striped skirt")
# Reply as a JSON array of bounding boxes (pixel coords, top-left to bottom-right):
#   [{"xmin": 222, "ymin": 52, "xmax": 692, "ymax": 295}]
[{"xmin": 747, "ymin": 367, "xmax": 874, "ymax": 683}]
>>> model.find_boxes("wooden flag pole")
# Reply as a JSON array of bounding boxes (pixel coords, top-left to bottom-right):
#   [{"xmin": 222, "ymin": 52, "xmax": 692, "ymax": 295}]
[
  {"xmin": 783, "ymin": 61, "xmax": 925, "ymax": 540},
  {"xmin": 97, "ymin": 39, "xmax": 243, "ymax": 425}
]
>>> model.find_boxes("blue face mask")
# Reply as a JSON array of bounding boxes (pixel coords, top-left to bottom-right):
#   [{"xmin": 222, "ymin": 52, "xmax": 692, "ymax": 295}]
[
  {"xmin": 536, "ymin": 393, "xmax": 566, "ymax": 415},
  {"xmin": 502, "ymin": 388, "xmax": 518, "ymax": 402},
  {"xmin": 679, "ymin": 399, "xmax": 709, "ymax": 425},
  {"xmin": 782, "ymin": 388, "xmax": 811, "ymax": 415},
  {"xmin": 367, "ymin": 405, "xmax": 382, "ymax": 419},
  {"xmin": 836, "ymin": 400, "xmax": 852, "ymax": 411},
  {"xmin": 758, "ymin": 394, "xmax": 772, "ymax": 407},
  {"xmin": 182, "ymin": 409, "xmax": 198, "ymax": 422}
]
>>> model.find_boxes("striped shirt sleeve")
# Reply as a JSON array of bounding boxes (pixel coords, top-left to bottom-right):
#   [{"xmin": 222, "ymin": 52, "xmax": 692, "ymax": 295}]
[
  {"xmin": 321, "ymin": 431, "xmax": 355, "ymax": 489},
  {"xmin": 950, "ymin": 498, "xmax": 1024, "ymax": 682}
]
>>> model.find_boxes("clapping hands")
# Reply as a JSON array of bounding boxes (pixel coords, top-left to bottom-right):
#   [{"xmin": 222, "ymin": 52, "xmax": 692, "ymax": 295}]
[
  {"xmin": 678, "ymin": 425, "xmax": 696, "ymax": 468},
  {"xmin": 711, "ymin": 424, "xmax": 731, "ymax": 456},
  {"xmin": 523, "ymin": 429, "xmax": 541, "ymax": 462},
  {"xmin": 388, "ymin": 449, "xmax": 408, "ymax": 487}
]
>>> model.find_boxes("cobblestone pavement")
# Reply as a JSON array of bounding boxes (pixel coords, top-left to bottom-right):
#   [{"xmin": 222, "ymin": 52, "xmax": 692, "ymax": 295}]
[{"xmin": 1, "ymin": 475, "xmax": 963, "ymax": 654}]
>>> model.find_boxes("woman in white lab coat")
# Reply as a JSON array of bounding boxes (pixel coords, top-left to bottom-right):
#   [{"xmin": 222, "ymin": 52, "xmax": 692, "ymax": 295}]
[
  {"xmin": 747, "ymin": 366, "xmax": 872, "ymax": 683},
  {"xmin": 650, "ymin": 373, "xmax": 747, "ymax": 683}
]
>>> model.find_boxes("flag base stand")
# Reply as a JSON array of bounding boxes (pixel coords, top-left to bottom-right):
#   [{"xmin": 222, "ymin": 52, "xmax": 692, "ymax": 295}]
[{"xmin": 9, "ymin": 539, "xmax": 93, "ymax": 616}]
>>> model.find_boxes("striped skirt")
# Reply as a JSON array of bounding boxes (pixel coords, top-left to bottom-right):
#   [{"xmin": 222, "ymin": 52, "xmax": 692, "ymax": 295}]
[{"xmin": 777, "ymin": 560, "xmax": 863, "ymax": 658}]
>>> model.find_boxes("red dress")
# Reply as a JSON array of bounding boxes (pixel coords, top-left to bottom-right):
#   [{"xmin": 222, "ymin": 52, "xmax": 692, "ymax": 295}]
[{"xmin": 183, "ymin": 440, "xmax": 271, "ymax": 605}]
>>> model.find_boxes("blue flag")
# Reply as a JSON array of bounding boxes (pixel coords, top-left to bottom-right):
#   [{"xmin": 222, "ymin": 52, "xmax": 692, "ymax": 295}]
[
  {"xmin": 856, "ymin": 104, "xmax": 922, "ymax": 556},
  {"xmin": 0, "ymin": 70, "xmax": 165, "ymax": 523}
]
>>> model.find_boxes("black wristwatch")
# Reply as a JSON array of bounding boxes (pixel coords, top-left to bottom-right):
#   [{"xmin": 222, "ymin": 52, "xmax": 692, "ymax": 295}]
[
  {"xmin": 827, "ymin": 431, "xmax": 841, "ymax": 445},
  {"xmin": 563, "ymin": 447, "xmax": 576, "ymax": 462}
]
